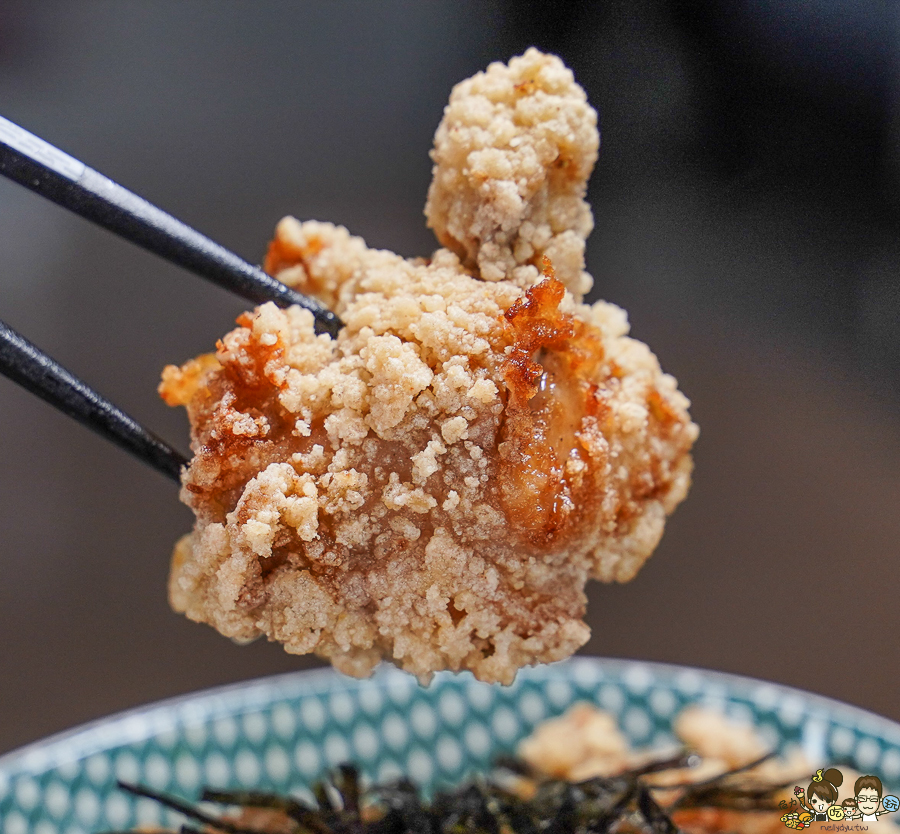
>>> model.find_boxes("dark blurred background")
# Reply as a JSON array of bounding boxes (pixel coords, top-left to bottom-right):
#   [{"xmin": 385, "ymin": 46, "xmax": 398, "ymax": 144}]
[{"xmin": 1, "ymin": 0, "xmax": 899, "ymax": 755}]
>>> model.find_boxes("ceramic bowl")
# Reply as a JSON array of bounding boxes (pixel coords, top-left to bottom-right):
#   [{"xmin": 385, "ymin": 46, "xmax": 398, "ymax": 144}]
[{"xmin": 2, "ymin": 657, "xmax": 899, "ymax": 833}]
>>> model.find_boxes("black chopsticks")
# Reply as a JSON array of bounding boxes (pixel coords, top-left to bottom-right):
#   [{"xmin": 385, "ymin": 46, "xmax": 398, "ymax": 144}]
[
  {"xmin": 0, "ymin": 114, "xmax": 344, "ymax": 482},
  {"xmin": 0, "ymin": 114, "xmax": 342, "ymax": 337},
  {"xmin": 0, "ymin": 320, "xmax": 188, "ymax": 482}
]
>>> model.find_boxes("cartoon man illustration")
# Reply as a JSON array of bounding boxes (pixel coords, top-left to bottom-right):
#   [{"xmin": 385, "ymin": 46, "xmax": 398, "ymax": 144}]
[{"xmin": 845, "ymin": 775, "xmax": 893, "ymax": 822}]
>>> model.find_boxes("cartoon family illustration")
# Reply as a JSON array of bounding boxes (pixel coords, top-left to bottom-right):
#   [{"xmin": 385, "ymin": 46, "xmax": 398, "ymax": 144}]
[{"xmin": 781, "ymin": 768, "xmax": 900, "ymax": 828}]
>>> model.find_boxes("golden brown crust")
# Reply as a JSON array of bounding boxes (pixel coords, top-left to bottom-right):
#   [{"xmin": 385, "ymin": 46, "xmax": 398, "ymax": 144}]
[
  {"xmin": 161, "ymin": 50, "xmax": 698, "ymax": 683},
  {"xmin": 498, "ymin": 262, "xmax": 611, "ymax": 548}
]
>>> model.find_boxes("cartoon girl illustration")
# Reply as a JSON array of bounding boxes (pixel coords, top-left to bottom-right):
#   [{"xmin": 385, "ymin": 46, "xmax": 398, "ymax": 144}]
[{"xmin": 794, "ymin": 768, "xmax": 843, "ymax": 822}]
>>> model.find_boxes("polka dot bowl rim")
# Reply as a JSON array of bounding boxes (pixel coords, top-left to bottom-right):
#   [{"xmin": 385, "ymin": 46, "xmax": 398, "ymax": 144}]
[{"xmin": 2, "ymin": 657, "xmax": 899, "ymax": 833}]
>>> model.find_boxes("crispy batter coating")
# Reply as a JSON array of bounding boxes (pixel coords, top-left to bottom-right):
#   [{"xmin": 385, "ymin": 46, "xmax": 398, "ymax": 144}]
[
  {"xmin": 160, "ymin": 50, "xmax": 698, "ymax": 684},
  {"xmin": 425, "ymin": 48, "xmax": 598, "ymax": 297}
]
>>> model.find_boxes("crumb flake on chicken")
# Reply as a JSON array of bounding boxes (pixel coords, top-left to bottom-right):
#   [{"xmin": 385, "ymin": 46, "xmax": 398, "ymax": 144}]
[
  {"xmin": 160, "ymin": 49, "xmax": 698, "ymax": 684},
  {"xmin": 426, "ymin": 47, "xmax": 598, "ymax": 297}
]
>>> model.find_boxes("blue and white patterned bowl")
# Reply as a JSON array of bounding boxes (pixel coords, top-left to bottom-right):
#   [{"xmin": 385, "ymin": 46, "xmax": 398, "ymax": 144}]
[{"xmin": 2, "ymin": 658, "xmax": 899, "ymax": 833}]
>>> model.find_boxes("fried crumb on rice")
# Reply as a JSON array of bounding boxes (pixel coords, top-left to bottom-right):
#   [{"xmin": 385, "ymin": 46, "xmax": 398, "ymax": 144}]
[{"xmin": 519, "ymin": 703, "xmax": 817, "ymax": 834}]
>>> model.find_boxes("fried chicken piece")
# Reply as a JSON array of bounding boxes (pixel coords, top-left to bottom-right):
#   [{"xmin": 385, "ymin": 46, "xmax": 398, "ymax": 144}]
[
  {"xmin": 518, "ymin": 702, "xmax": 631, "ymax": 780},
  {"xmin": 160, "ymin": 50, "xmax": 698, "ymax": 684}
]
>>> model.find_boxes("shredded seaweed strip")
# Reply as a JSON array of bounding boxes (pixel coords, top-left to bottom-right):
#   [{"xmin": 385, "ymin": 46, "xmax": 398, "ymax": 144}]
[
  {"xmin": 100, "ymin": 751, "xmax": 790, "ymax": 834},
  {"xmin": 113, "ymin": 781, "xmax": 269, "ymax": 834}
]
